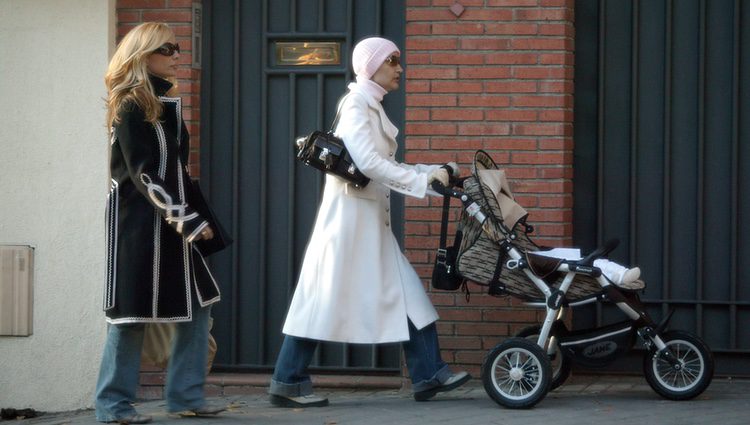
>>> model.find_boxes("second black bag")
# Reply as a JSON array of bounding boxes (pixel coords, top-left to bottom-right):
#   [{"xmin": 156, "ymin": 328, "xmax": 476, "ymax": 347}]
[{"xmin": 432, "ymin": 244, "xmax": 464, "ymax": 291}]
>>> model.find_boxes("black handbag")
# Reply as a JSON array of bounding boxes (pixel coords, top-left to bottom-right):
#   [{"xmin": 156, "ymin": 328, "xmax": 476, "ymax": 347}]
[
  {"xmin": 186, "ymin": 179, "xmax": 233, "ymax": 256},
  {"xmin": 431, "ymin": 193, "xmax": 464, "ymax": 291},
  {"xmin": 294, "ymin": 93, "xmax": 370, "ymax": 188}
]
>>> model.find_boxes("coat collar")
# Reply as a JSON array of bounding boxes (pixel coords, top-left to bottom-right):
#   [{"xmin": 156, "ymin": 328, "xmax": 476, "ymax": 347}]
[
  {"xmin": 347, "ymin": 82, "xmax": 399, "ymax": 142},
  {"xmin": 149, "ymin": 74, "xmax": 173, "ymax": 97}
]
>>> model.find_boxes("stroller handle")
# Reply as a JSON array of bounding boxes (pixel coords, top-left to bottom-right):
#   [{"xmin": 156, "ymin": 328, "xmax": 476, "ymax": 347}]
[{"xmin": 430, "ymin": 180, "xmax": 464, "ymax": 199}]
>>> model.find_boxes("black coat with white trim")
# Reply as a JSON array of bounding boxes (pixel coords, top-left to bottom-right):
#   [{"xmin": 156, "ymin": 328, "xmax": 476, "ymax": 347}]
[{"xmin": 104, "ymin": 75, "xmax": 220, "ymax": 323}]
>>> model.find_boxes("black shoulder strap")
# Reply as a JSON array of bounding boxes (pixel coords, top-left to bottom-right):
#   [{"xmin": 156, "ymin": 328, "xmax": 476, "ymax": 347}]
[{"xmin": 329, "ymin": 91, "xmax": 352, "ymax": 132}]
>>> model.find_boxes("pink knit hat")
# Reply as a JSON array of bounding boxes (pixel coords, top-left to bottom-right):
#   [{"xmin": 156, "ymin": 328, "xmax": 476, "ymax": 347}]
[{"xmin": 352, "ymin": 37, "xmax": 400, "ymax": 79}]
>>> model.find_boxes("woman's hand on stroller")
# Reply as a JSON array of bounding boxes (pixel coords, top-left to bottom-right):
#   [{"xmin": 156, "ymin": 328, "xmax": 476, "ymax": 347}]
[
  {"xmin": 428, "ymin": 167, "xmax": 450, "ymax": 188},
  {"xmin": 443, "ymin": 162, "xmax": 460, "ymax": 178}
]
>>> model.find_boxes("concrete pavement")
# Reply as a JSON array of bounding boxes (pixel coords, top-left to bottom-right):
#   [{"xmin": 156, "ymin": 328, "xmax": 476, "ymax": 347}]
[{"xmin": 17, "ymin": 375, "xmax": 750, "ymax": 425}]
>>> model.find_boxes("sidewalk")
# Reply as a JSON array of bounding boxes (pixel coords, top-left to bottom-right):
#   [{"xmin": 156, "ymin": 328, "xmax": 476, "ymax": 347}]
[{"xmin": 17, "ymin": 375, "xmax": 750, "ymax": 425}]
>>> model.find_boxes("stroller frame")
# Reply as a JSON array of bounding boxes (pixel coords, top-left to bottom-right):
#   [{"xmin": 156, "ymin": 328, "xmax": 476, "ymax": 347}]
[{"xmin": 432, "ymin": 167, "xmax": 714, "ymax": 409}]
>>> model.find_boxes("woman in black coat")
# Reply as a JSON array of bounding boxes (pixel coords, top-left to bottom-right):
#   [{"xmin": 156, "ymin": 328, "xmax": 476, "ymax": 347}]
[{"xmin": 95, "ymin": 22, "xmax": 224, "ymax": 424}]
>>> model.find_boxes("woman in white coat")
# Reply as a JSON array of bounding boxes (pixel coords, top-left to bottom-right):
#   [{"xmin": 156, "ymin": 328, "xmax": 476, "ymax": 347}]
[{"xmin": 269, "ymin": 37, "xmax": 470, "ymax": 408}]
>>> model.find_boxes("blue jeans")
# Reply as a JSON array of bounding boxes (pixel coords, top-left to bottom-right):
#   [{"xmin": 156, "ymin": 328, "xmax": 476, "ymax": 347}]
[
  {"xmin": 269, "ymin": 320, "xmax": 450, "ymax": 396},
  {"xmin": 94, "ymin": 303, "xmax": 211, "ymax": 422}
]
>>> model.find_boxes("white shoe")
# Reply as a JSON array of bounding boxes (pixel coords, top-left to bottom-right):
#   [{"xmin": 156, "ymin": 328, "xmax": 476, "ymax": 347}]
[{"xmin": 594, "ymin": 259, "xmax": 640, "ymax": 284}]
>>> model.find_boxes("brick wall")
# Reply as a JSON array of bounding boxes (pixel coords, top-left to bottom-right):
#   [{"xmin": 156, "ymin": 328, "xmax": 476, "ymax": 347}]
[
  {"xmin": 116, "ymin": 0, "xmax": 202, "ymax": 399},
  {"xmin": 403, "ymin": 0, "xmax": 575, "ymax": 377}
]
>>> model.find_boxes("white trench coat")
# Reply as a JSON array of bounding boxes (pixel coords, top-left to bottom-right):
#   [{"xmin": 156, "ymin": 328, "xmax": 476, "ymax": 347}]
[{"xmin": 282, "ymin": 82, "xmax": 440, "ymax": 344}]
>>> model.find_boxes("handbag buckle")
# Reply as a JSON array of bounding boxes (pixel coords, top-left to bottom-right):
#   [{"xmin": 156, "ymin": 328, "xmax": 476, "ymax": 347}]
[
  {"xmin": 319, "ymin": 148, "xmax": 333, "ymax": 167},
  {"xmin": 436, "ymin": 248, "xmax": 447, "ymax": 265},
  {"xmin": 347, "ymin": 163, "xmax": 357, "ymax": 175}
]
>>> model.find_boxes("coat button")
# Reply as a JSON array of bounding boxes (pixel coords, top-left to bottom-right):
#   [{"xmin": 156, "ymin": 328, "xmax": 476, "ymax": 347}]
[
  {"xmin": 386, "ymin": 193, "xmax": 390, "ymax": 198},
  {"xmin": 385, "ymin": 220, "xmax": 390, "ymax": 226},
  {"xmin": 385, "ymin": 207, "xmax": 390, "ymax": 212},
  {"xmin": 389, "ymin": 152, "xmax": 394, "ymax": 157}
]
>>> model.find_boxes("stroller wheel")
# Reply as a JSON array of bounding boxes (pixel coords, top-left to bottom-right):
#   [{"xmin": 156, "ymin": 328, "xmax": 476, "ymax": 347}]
[
  {"xmin": 516, "ymin": 325, "xmax": 571, "ymax": 390},
  {"xmin": 481, "ymin": 337, "xmax": 551, "ymax": 409},
  {"xmin": 643, "ymin": 330, "xmax": 714, "ymax": 400}
]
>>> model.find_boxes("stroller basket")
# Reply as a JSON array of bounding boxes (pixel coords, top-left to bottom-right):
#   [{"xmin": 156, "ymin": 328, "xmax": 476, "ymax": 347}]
[{"xmin": 454, "ymin": 151, "xmax": 604, "ymax": 303}]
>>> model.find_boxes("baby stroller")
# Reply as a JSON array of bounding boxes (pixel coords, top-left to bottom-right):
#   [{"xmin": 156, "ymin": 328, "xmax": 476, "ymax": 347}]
[{"xmin": 432, "ymin": 151, "xmax": 714, "ymax": 409}]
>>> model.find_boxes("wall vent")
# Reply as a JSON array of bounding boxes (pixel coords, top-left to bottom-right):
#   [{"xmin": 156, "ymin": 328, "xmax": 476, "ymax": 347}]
[{"xmin": 0, "ymin": 245, "xmax": 34, "ymax": 336}]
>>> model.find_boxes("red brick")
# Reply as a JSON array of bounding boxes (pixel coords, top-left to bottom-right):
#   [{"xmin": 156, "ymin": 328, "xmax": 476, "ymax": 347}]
[
  {"xmin": 539, "ymin": 81, "xmax": 574, "ymax": 93},
  {"xmin": 540, "ymin": 52, "xmax": 574, "ymax": 64},
  {"xmin": 406, "ymin": 37, "xmax": 458, "ymax": 50},
  {"xmin": 430, "ymin": 138, "xmax": 487, "ymax": 150},
  {"xmin": 511, "ymin": 38, "xmax": 569, "ymax": 50},
  {"xmin": 406, "ymin": 123, "xmax": 457, "ymax": 135},
  {"xmin": 404, "ymin": 151, "xmax": 458, "ymax": 163},
  {"xmin": 539, "ymin": 110, "xmax": 573, "ymax": 122},
  {"xmin": 513, "ymin": 123, "xmax": 569, "ymax": 136},
  {"xmin": 458, "ymin": 67, "xmax": 512, "ymax": 79},
  {"xmin": 406, "ymin": 53, "xmax": 431, "ymax": 64},
  {"xmin": 459, "ymin": 9, "xmax": 514, "ymax": 21},
  {"xmin": 431, "ymin": 0, "xmax": 485, "ymax": 5},
  {"xmin": 407, "ymin": 94, "xmax": 457, "ymax": 107},
  {"xmin": 117, "ymin": 11, "xmax": 142, "ymax": 22},
  {"xmin": 405, "ymin": 137, "xmax": 431, "ymax": 149},
  {"xmin": 431, "ymin": 109, "xmax": 484, "ymax": 121},
  {"xmin": 407, "ymin": 67, "xmax": 458, "ymax": 79},
  {"xmin": 512, "ymin": 95, "xmax": 567, "ymax": 107},
  {"xmin": 459, "ymin": 38, "xmax": 511, "ymax": 50},
  {"xmin": 142, "ymin": 10, "xmax": 192, "ymax": 22},
  {"xmin": 485, "ymin": 81, "xmax": 537, "ymax": 93},
  {"xmin": 406, "ymin": 0, "xmax": 430, "ymax": 5},
  {"xmin": 513, "ymin": 66, "xmax": 570, "ymax": 79},
  {"xmin": 167, "ymin": 0, "xmax": 195, "ymax": 6},
  {"xmin": 488, "ymin": 0, "xmax": 539, "ymax": 5},
  {"xmin": 538, "ymin": 195, "xmax": 573, "ymax": 208},
  {"xmin": 431, "ymin": 23, "xmax": 484, "ymax": 35},
  {"xmin": 484, "ymin": 137, "xmax": 539, "ymax": 150},
  {"xmin": 485, "ymin": 110, "xmax": 538, "ymax": 121},
  {"xmin": 485, "ymin": 23, "xmax": 538, "ymax": 35},
  {"xmin": 405, "ymin": 80, "xmax": 431, "ymax": 93},
  {"xmin": 458, "ymin": 95, "xmax": 511, "ymax": 107},
  {"xmin": 406, "ymin": 109, "xmax": 430, "ymax": 120},
  {"xmin": 406, "ymin": 22, "xmax": 432, "ymax": 35},
  {"xmin": 486, "ymin": 53, "xmax": 538, "ymax": 64},
  {"xmin": 438, "ymin": 336, "xmax": 483, "ymax": 350},
  {"xmin": 431, "ymin": 81, "xmax": 483, "ymax": 93},
  {"xmin": 539, "ymin": 137, "xmax": 573, "ymax": 150},
  {"xmin": 119, "ymin": 0, "xmax": 166, "ymax": 8},
  {"xmin": 515, "ymin": 8, "xmax": 572, "ymax": 21},
  {"xmin": 539, "ymin": 23, "xmax": 575, "ymax": 36},
  {"xmin": 406, "ymin": 8, "xmax": 457, "ymax": 21},
  {"xmin": 431, "ymin": 53, "xmax": 485, "ymax": 65},
  {"xmin": 458, "ymin": 123, "xmax": 511, "ymax": 136},
  {"xmin": 540, "ymin": 0, "xmax": 574, "ymax": 6},
  {"xmin": 438, "ymin": 309, "xmax": 483, "ymax": 322}
]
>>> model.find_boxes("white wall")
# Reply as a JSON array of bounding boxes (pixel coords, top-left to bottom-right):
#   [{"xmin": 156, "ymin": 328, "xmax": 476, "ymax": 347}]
[{"xmin": 0, "ymin": 0, "xmax": 115, "ymax": 411}]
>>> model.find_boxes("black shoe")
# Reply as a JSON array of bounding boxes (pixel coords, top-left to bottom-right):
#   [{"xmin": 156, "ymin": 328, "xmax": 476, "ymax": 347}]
[
  {"xmin": 269, "ymin": 394, "xmax": 329, "ymax": 408},
  {"xmin": 414, "ymin": 371, "xmax": 472, "ymax": 401}
]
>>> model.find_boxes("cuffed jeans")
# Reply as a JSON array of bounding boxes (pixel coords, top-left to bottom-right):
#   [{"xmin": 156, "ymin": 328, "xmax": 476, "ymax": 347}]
[
  {"xmin": 94, "ymin": 303, "xmax": 211, "ymax": 422},
  {"xmin": 269, "ymin": 320, "xmax": 450, "ymax": 397}
]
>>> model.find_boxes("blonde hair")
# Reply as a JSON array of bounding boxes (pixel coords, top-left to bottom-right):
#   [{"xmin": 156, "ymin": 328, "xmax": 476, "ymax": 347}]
[{"xmin": 105, "ymin": 22, "xmax": 177, "ymax": 127}]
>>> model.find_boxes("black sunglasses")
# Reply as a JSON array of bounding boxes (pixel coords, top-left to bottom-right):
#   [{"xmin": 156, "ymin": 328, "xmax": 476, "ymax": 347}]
[
  {"xmin": 384, "ymin": 55, "xmax": 401, "ymax": 67},
  {"xmin": 153, "ymin": 42, "xmax": 180, "ymax": 56}
]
